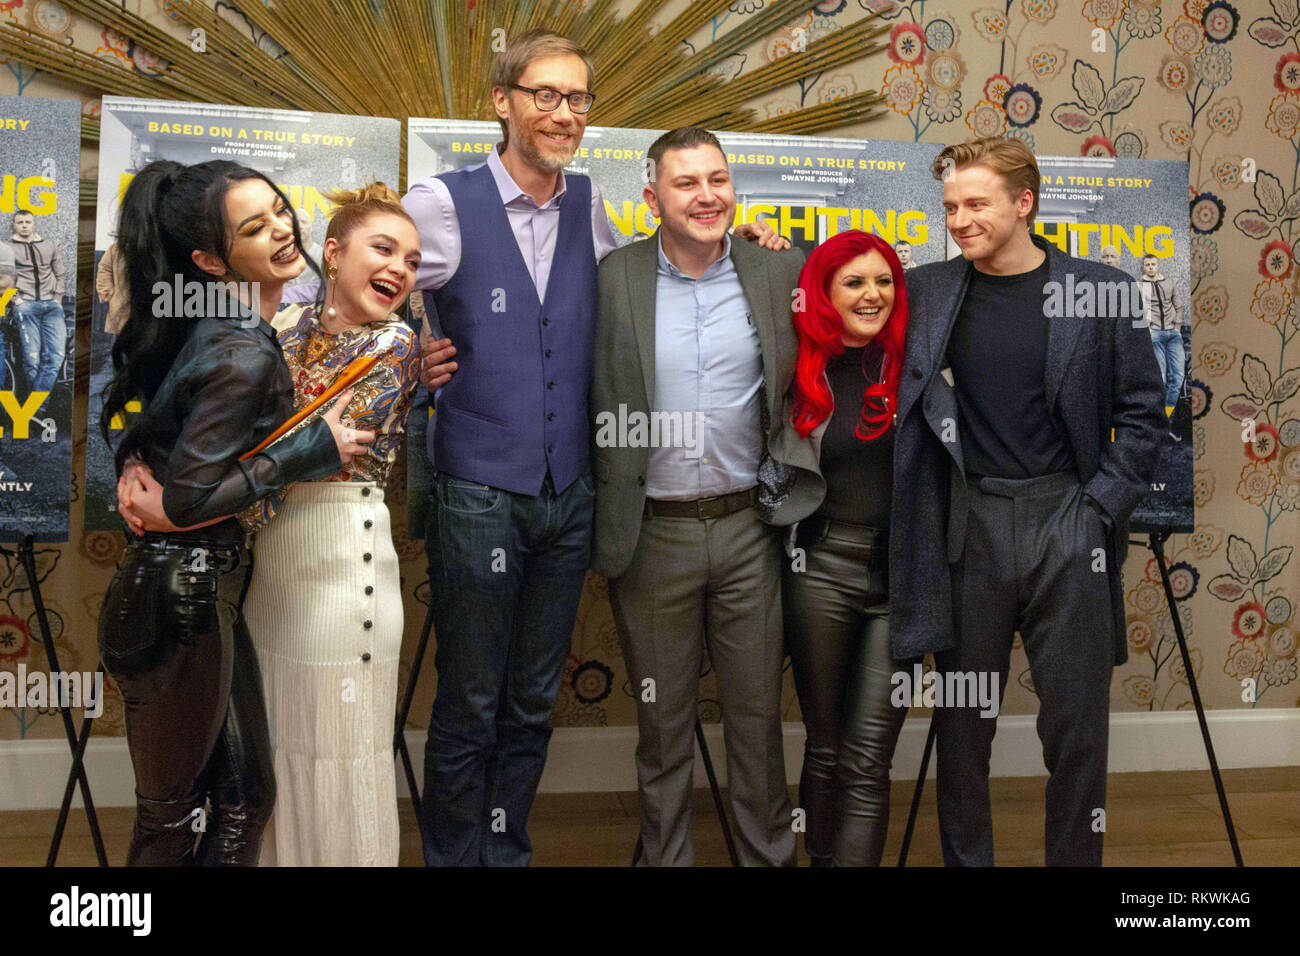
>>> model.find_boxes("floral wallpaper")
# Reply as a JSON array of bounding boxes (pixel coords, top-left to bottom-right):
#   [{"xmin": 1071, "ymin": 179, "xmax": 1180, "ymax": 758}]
[
  {"xmin": 749, "ymin": 0, "xmax": 1299, "ymax": 718},
  {"xmin": 0, "ymin": 0, "xmax": 1295, "ymax": 748}
]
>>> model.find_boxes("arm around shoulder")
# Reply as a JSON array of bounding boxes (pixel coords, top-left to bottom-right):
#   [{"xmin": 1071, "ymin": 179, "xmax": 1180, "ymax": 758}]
[{"xmin": 162, "ymin": 337, "xmax": 340, "ymax": 526}]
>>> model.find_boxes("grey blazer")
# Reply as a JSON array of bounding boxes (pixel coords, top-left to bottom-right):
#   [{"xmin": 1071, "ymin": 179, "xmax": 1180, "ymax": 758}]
[
  {"xmin": 891, "ymin": 234, "xmax": 1166, "ymax": 664},
  {"xmin": 589, "ymin": 232, "xmax": 821, "ymax": 579}
]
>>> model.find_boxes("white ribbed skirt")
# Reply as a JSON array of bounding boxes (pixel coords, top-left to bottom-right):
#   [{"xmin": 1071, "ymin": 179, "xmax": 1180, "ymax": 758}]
[{"xmin": 244, "ymin": 481, "xmax": 401, "ymax": 867}]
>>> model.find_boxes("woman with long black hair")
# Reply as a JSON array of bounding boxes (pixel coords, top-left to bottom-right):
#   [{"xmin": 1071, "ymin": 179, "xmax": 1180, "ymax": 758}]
[
  {"xmin": 783, "ymin": 229, "xmax": 915, "ymax": 867},
  {"xmin": 124, "ymin": 184, "xmax": 424, "ymax": 866},
  {"xmin": 98, "ymin": 159, "xmax": 372, "ymax": 866}
]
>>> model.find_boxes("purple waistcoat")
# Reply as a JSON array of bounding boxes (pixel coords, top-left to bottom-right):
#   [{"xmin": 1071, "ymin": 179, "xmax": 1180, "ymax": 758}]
[{"xmin": 429, "ymin": 163, "xmax": 597, "ymax": 495}]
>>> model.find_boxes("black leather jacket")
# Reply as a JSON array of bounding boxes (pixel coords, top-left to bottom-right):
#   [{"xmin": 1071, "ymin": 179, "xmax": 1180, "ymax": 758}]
[{"xmin": 122, "ymin": 311, "xmax": 341, "ymax": 534}]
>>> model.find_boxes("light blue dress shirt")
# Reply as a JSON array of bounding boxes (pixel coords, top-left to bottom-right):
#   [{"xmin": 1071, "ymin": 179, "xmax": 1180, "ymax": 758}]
[
  {"xmin": 646, "ymin": 233, "xmax": 764, "ymax": 501},
  {"xmin": 404, "ymin": 144, "xmax": 618, "ymax": 303}
]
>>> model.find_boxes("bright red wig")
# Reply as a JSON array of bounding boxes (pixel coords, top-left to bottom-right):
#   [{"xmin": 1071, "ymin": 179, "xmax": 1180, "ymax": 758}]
[{"xmin": 790, "ymin": 229, "xmax": 909, "ymax": 441}]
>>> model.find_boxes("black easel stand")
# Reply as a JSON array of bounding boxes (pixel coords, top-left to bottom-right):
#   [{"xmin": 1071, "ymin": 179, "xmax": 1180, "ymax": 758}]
[
  {"xmin": 395, "ymin": 601, "xmax": 739, "ymax": 866},
  {"xmin": 393, "ymin": 600, "xmax": 433, "ymax": 833},
  {"xmin": 896, "ymin": 531, "xmax": 1243, "ymax": 867},
  {"xmin": 1144, "ymin": 529, "xmax": 1243, "ymax": 866},
  {"xmin": 897, "ymin": 715, "xmax": 937, "ymax": 867},
  {"xmin": 2, "ymin": 535, "xmax": 108, "ymax": 866}
]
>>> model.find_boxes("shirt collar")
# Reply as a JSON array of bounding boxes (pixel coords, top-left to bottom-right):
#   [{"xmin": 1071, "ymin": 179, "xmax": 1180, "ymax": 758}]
[
  {"xmin": 656, "ymin": 231, "xmax": 732, "ymax": 279},
  {"xmin": 487, "ymin": 142, "xmax": 566, "ymax": 208}
]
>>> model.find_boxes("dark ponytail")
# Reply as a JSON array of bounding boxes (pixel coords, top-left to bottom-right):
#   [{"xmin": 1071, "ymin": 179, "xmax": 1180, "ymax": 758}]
[{"xmin": 100, "ymin": 159, "xmax": 319, "ymax": 467}]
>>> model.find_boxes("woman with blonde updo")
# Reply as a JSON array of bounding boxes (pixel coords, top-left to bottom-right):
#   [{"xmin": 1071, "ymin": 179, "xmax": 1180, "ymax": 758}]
[
  {"xmin": 242, "ymin": 183, "xmax": 421, "ymax": 866},
  {"xmin": 120, "ymin": 182, "xmax": 422, "ymax": 866}
]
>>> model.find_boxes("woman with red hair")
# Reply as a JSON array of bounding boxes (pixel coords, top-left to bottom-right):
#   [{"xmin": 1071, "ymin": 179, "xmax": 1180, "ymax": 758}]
[{"xmin": 784, "ymin": 229, "xmax": 916, "ymax": 866}]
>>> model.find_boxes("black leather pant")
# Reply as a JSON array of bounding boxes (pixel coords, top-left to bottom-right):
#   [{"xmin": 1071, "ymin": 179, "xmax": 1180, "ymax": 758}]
[
  {"xmin": 98, "ymin": 529, "xmax": 274, "ymax": 866},
  {"xmin": 782, "ymin": 518, "xmax": 912, "ymax": 866}
]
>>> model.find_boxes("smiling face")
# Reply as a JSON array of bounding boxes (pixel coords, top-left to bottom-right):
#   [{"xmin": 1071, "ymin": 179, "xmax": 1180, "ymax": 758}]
[
  {"xmin": 494, "ymin": 53, "xmax": 590, "ymax": 174},
  {"xmin": 214, "ymin": 178, "xmax": 304, "ymax": 286},
  {"xmin": 942, "ymin": 162, "xmax": 1034, "ymax": 268},
  {"xmin": 830, "ymin": 251, "xmax": 895, "ymax": 348},
  {"xmin": 644, "ymin": 144, "xmax": 735, "ymax": 254},
  {"xmin": 322, "ymin": 211, "xmax": 421, "ymax": 328}
]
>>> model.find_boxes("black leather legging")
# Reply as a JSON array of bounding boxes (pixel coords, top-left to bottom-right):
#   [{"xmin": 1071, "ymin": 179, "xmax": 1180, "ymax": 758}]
[
  {"xmin": 98, "ymin": 530, "xmax": 274, "ymax": 866},
  {"xmin": 783, "ymin": 518, "xmax": 912, "ymax": 866}
]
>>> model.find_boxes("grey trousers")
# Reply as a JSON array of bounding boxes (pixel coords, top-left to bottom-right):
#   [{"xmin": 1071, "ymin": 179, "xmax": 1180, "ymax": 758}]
[
  {"xmin": 935, "ymin": 471, "xmax": 1114, "ymax": 867},
  {"xmin": 608, "ymin": 506, "xmax": 795, "ymax": 867}
]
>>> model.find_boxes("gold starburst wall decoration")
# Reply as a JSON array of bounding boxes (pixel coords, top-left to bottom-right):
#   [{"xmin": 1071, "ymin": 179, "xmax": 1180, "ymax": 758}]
[
  {"xmin": 1, "ymin": 0, "xmax": 889, "ymax": 144},
  {"xmin": 1, "ymin": 0, "xmax": 889, "ymax": 324}
]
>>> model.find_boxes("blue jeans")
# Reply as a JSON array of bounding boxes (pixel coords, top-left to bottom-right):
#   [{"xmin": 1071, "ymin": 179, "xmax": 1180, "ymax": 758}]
[
  {"xmin": 15, "ymin": 299, "xmax": 66, "ymax": 393},
  {"xmin": 421, "ymin": 470, "xmax": 594, "ymax": 866},
  {"xmin": 1, "ymin": 312, "xmax": 11, "ymax": 391},
  {"xmin": 1149, "ymin": 327, "xmax": 1184, "ymax": 409}
]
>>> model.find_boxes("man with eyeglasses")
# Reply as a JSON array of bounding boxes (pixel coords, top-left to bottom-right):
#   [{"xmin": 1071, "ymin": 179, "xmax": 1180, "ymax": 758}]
[
  {"xmin": 404, "ymin": 30, "xmax": 783, "ymax": 867},
  {"xmin": 402, "ymin": 30, "xmax": 602, "ymax": 869}
]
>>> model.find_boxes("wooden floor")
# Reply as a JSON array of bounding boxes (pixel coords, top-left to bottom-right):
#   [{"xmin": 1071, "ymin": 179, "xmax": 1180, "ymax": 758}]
[{"xmin": 4, "ymin": 767, "xmax": 1296, "ymax": 866}]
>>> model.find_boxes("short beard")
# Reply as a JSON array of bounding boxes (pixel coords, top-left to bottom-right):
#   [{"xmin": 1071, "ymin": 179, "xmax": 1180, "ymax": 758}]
[{"xmin": 508, "ymin": 113, "xmax": 575, "ymax": 173}]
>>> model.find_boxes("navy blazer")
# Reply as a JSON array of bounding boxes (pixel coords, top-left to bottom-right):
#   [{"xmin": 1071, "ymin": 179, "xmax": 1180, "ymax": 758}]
[{"xmin": 890, "ymin": 234, "xmax": 1166, "ymax": 665}]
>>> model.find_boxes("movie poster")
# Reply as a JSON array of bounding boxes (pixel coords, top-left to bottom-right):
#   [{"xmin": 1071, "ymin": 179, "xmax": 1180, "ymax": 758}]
[
  {"xmin": 1033, "ymin": 156, "xmax": 1193, "ymax": 534},
  {"xmin": 83, "ymin": 96, "xmax": 400, "ymax": 530},
  {"xmin": 0, "ymin": 94, "xmax": 79, "ymax": 542},
  {"xmin": 402, "ymin": 118, "xmax": 943, "ymax": 530}
]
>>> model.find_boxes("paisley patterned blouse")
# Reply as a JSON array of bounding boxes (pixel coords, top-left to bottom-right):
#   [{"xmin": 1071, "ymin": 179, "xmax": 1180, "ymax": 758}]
[{"xmin": 238, "ymin": 305, "xmax": 419, "ymax": 533}]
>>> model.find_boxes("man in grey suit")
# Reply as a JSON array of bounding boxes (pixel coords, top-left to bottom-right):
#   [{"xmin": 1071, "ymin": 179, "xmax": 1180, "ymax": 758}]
[
  {"xmin": 891, "ymin": 136, "xmax": 1165, "ymax": 866},
  {"xmin": 590, "ymin": 126, "xmax": 819, "ymax": 866}
]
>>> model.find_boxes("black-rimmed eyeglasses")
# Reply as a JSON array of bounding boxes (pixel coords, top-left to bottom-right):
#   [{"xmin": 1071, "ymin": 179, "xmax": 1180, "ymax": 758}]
[{"xmin": 511, "ymin": 85, "xmax": 596, "ymax": 114}]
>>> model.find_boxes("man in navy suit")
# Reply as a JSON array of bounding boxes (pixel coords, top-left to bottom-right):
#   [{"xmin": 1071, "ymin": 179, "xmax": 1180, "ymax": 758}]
[{"xmin": 890, "ymin": 136, "xmax": 1165, "ymax": 866}]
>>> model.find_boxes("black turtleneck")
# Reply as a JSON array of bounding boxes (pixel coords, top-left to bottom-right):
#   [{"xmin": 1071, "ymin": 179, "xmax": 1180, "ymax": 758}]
[
  {"xmin": 815, "ymin": 345, "xmax": 894, "ymax": 528},
  {"xmin": 944, "ymin": 257, "xmax": 1074, "ymax": 478}
]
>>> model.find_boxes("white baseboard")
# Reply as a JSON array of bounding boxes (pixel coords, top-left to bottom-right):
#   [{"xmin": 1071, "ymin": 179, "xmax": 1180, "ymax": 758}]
[{"xmin": 3, "ymin": 710, "xmax": 1297, "ymax": 810}]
